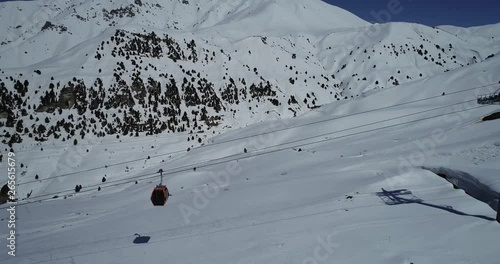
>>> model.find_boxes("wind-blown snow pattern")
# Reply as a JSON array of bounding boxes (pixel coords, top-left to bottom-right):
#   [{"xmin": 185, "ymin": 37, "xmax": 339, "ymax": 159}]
[{"xmin": 0, "ymin": 0, "xmax": 500, "ymax": 263}]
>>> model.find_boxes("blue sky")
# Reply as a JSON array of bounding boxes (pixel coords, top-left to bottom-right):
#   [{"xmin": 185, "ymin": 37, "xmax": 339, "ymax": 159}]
[
  {"xmin": 325, "ymin": 0, "xmax": 500, "ymax": 27},
  {"xmin": 0, "ymin": 0, "xmax": 498, "ymax": 27}
]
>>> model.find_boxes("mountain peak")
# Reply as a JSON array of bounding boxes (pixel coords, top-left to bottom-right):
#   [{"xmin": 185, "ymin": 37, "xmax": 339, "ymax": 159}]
[{"xmin": 192, "ymin": 0, "xmax": 369, "ymax": 36}]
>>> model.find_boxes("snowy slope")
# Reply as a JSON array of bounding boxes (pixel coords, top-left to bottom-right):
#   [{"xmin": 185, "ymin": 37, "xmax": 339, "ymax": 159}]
[
  {"xmin": 439, "ymin": 23, "xmax": 500, "ymax": 40},
  {"xmin": 1, "ymin": 1, "xmax": 500, "ymax": 263},
  {"xmin": 1, "ymin": 0, "xmax": 499, "ymax": 155},
  {"xmin": 1, "ymin": 38, "xmax": 500, "ymax": 264},
  {"xmin": 0, "ymin": 0, "xmax": 368, "ymax": 67}
]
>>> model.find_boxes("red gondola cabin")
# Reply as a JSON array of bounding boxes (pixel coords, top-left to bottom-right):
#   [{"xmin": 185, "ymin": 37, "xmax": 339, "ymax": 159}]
[{"xmin": 151, "ymin": 185, "xmax": 170, "ymax": 206}]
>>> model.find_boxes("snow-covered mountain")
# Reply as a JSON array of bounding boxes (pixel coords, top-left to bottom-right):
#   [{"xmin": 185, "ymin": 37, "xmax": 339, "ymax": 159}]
[
  {"xmin": 2, "ymin": 43, "xmax": 500, "ymax": 264},
  {"xmin": 1, "ymin": 0, "xmax": 499, "ymax": 150},
  {"xmin": 1, "ymin": 1, "xmax": 500, "ymax": 263}
]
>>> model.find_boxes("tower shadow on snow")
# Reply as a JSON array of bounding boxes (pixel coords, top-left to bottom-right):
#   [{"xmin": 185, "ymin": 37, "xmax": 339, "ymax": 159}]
[{"xmin": 376, "ymin": 188, "xmax": 495, "ymax": 222}]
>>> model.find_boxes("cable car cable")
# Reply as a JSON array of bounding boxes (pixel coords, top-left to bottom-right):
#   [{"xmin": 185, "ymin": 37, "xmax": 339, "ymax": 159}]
[
  {"xmin": 14, "ymin": 82, "xmax": 499, "ymax": 186},
  {"xmin": 2, "ymin": 103, "xmax": 488, "ymax": 209}
]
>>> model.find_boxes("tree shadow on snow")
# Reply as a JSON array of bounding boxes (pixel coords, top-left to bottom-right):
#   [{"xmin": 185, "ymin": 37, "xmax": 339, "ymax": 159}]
[
  {"xmin": 133, "ymin": 233, "xmax": 151, "ymax": 244},
  {"xmin": 376, "ymin": 188, "xmax": 495, "ymax": 221}
]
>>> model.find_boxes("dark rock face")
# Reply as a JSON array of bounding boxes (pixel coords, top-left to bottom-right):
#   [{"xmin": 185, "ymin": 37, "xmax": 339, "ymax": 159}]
[
  {"xmin": 0, "ymin": 184, "xmax": 10, "ymax": 204},
  {"xmin": 41, "ymin": 21, "xmax": 68, "ymax": 33},
  {"xmin": 103, "ymin": 5, "xmax": 137, "ymax": 21}
]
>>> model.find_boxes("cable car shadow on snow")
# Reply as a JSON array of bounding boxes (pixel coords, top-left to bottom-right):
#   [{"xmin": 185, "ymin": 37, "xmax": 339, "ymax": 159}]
[
  {"xmin": 133, "ymin": 233, "xmax": 151, "ymax": 244},
  {"xmin": 376, "ymin": 188, "xmax": 496, "ymax": 221}
]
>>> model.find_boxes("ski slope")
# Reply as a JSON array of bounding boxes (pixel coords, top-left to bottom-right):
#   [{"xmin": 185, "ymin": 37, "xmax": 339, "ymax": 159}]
[
  {"xmin": 1, "ymin": 0, "xmax": 500, "ymax": 154},
  {"xmin": 1, "ymin": 42, "xmax": 500, "ymax": 264}
]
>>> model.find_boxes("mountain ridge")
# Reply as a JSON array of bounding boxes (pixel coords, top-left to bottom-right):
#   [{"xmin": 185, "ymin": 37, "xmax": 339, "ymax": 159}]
[{"xmin": 0, "ymin": 0, "xmax": 499, "ymax": 150}]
